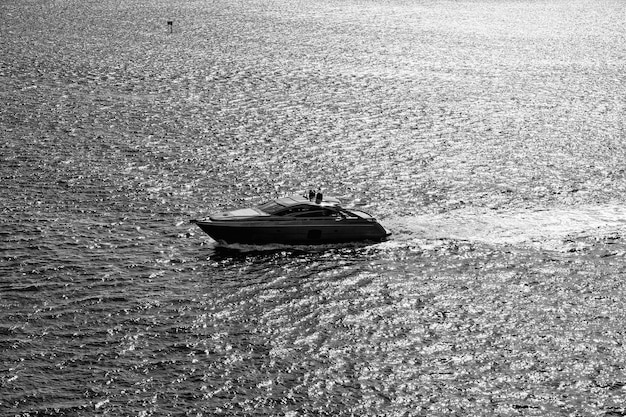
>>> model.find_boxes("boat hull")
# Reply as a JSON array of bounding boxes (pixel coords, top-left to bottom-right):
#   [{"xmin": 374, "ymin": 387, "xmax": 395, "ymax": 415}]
[{"xmin": 193, "ymin": 219, "xmax": 389, "ymax": 245}]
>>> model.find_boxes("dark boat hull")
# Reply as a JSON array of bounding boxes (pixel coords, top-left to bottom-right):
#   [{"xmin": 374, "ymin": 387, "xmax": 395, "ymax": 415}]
[{"xmin": 193, "ymin": 219, "xmax": 389, "ymax": 245}]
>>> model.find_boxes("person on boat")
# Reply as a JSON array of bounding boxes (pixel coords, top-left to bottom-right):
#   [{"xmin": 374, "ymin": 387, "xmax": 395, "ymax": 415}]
[
  {"xmin": 308, "ymin": 189, "xmax": 316, "ymax": 201},
  {"xmin": 315, "ymin": 190, "xmax": 323, "ymax": 204}
]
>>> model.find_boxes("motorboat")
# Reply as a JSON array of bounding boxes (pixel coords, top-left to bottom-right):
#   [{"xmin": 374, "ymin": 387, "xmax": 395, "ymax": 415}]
[{"xmin": 191, "ymin": 193, "xmax": 391, "ymax": 245}]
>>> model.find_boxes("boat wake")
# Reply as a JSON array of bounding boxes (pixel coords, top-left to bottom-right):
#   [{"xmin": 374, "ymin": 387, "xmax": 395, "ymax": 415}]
[{"xmin": 384, "ymin": 204, "xmax": 626, "ymax": 253}]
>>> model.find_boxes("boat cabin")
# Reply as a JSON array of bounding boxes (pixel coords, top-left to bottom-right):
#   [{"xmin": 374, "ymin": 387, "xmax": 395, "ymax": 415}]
[{"xmin": 256, "ymin": 195, "xmax": 366, "ymax": 219}]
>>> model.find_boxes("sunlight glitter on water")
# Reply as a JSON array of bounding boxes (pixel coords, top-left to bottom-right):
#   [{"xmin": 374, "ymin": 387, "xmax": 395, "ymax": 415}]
[{"xmin": 3, "ymin": 0, "xmax": 626, "ymax": 415}]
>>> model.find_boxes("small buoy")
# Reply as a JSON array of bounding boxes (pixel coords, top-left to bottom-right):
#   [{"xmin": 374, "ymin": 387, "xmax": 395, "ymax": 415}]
[{"xmin": 167, "ymin": 20, "xmax": 173, "ymax": 33}]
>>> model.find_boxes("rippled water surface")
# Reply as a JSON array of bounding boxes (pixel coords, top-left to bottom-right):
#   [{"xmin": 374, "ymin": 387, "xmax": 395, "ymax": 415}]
[{"xmin": 2, "ymin": 0, "xmax": 626, "ymax": 415}]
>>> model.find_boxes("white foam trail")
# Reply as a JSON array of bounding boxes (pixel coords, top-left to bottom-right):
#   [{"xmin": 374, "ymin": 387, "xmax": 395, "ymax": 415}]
[{"xmin": 384, "ymin": 204, "xmax": 626, "ymax": 250}]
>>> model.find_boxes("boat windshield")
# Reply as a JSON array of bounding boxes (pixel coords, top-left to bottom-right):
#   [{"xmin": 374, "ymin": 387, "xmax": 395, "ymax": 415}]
[
  {"xmin": 257, "ymin": 201, "xmax": 286, "ymax": 214},
  {"xmin": 346, "ymin": 209, "xmax": 374, "ymax": 219}
]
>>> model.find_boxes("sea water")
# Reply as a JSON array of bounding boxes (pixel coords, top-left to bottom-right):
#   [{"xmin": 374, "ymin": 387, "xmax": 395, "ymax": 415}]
[{"xmin": 2, "ymin": 0, "xmax": 626, "ymax": 415}]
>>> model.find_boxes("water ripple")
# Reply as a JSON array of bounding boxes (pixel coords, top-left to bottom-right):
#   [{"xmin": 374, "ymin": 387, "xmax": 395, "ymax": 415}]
[{"xmin": 3, "ymin": 0, "xmax": 626, "ymax": 415}]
